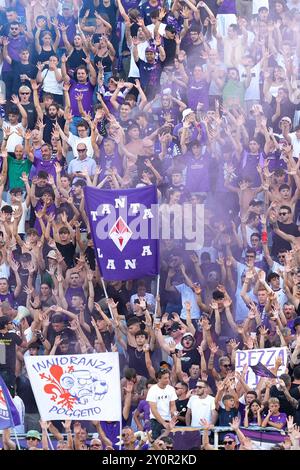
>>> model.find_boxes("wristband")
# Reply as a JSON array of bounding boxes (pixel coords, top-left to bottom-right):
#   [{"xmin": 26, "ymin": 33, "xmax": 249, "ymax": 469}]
[{"xmin": 261, "ymin": 231, "xmax": 268, "ymax": 243}]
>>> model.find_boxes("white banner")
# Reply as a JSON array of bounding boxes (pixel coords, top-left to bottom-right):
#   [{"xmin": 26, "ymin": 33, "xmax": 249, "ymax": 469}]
[
  {"xmin": 25, "ymin": 353, "xmax": 121, "ymax": 421},
  {"xmin": 235, "ymin": 347, "xmax": 288, "ymax": 389}
]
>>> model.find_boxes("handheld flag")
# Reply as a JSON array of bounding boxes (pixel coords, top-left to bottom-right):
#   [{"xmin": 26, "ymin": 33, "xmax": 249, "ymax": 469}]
[
  {"xmin": 84, "ymin": 185, "xmax": 159, "ymax": 280},
  {"xmin": 250, "ymin": 362, "xmax": 277, "ymax": 379},
  {"xmin": 0, "ymin": 375, "xmax": 21, "ymax": 429}
]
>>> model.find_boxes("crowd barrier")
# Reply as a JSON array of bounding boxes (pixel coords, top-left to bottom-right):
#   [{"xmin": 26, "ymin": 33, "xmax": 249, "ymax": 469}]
[{"xmin": 2, "ymin": 426, "xmax": 288, "ymax": 450}]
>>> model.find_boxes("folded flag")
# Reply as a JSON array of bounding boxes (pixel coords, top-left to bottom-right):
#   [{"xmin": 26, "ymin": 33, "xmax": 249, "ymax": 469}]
[
  {"xmin": 250, "ymin": 362, "xmax": 277, "ymax": 379},
  {"xmin": 0, "ymin": 375, "xmax": 21, "ymax": 429},
  {"xmin": 84, "ymin": 185, "xmax": 159, "ymax": 280}
]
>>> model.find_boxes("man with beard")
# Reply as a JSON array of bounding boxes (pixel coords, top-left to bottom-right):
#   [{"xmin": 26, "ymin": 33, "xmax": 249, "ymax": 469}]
[
  {"xmin": 185, "ymin": 379, "xmax": 217, "ymax": 427},
  {"xmin": 35, "ymin": 101, "xmax": 65, "ymax": 145}
]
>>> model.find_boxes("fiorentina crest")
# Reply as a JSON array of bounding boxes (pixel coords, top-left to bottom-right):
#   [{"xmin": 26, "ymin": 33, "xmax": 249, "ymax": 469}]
[{"xmin": 109, "ymin": 216, "xmax": 132, "ymax": 252}]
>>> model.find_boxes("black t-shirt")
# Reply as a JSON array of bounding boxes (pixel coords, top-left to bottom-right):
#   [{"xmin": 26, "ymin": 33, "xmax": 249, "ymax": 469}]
[
  {"xmin": 11, "ymin": 61, "xmax": 37, "ymax": 96},
  {"xmin": 163, "ymin": 37, "xmax": 176, "ymax": 66},
  {"xmin": 106, "ymin": 284, "xmax": 131, "ymax": 318},
  {"xmin": 290, "ymin": 383, "xmax": 300, "ymax": 425},
  {"xmin": 127, "ymin": 345, "xmax": 151, "ymax": 378},
  {"xmin": 176, "ymin": 398, "xmax": 189, "ymax": 425},
  {"xmin": 180, "ymin": 348, "xmax": 201, "ymax": 373},
  {"xmin": 43, "ymin": 115, "xmax": 65, "ymax": 144},
  {"xmin": 22, "ymin": 102, "xmax": 38, "ymax": 130},
  {"xmin": 271, "ymin": 221, "xmax": 300, "ymax": 256},
  {"xmin": 270, "ymin": 385, "xmax": 298, "ymax": 418},
  {"xmin": 16, "ymin": 374, "xmax": 39, "ymax": 413},
  {"xmin": 56, "ymin": 241, "xmax": 76, "ymax": 269},
  {"xmin": 67, "ymin": 48, "xmax": 87, "ymax": 72},
  {"xmin": 0, "ymin": 331, "xmax": 22, "ymax": 374}
]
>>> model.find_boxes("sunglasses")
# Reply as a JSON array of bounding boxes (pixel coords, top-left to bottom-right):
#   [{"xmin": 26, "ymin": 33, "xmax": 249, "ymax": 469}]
[
  {"xmin": 77, "ymin": 149, "xmax": 86, "ymax": 152},
  {"xmin": 223, "ymin": 364, "xmax": 231, "ymax": 368},
  {"xmin": 26, "ymin": 437, "xmax": 38, "ymax": 441},
  {"xmin": 165, "ymin": 445, "xmax": 173, "ymax": 449},
  {"xmin": 224, "ymin": 440, "xmax": 234, "ymax": 445}
]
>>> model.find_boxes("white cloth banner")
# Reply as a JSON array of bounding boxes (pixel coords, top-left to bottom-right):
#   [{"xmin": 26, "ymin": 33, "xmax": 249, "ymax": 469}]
[
  {"xmin": 25, "ymin": 353, "xmax": 121, "ymax": 421},
  {"xmin": 235, "ymin": 347, "xmax": 288, "ymax": 389}
]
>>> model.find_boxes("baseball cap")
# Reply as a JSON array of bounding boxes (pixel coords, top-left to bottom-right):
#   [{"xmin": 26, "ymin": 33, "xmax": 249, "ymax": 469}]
[
  {"xmin": 26, "ymin": 430, "xmax": 41, "ymax": 441},
  {"xmin": 145, "ymin": 46, "xmax": 155, "ymax": 53},
  {"xmin": 47, "ymin": 250, "xmax": 57, "ymax": 260},
  {"xmin": 182, "ymin": 108, "xmax": 194, "ymax": 122},
  {"xmin": 223, "ymin": 433, "xmax": 237, "ymax": 443}
]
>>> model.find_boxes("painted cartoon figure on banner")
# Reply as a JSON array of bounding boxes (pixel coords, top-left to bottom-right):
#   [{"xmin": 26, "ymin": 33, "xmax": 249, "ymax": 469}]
[
  {"xmin": 40, "ymin": 365, "xmax": 108, "ymax": 409},
  {"xmin": 60, "ymin": 369, "xmax": 108, "ymax": 404}
]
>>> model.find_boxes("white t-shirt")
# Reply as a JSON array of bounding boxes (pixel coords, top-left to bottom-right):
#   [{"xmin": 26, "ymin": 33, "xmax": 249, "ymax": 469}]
[
  {"xmin": 238, "ymin": 63, "xmax": 261, "ymax": 101},
  {"xmin": 289, "ymin": 132, "xmax": 300, "ymax": 160},
  {"xmin": 146, "ymin": 384, "xmax": 177, "ymax": 421},
  {"xmin": 1, "ymin": 200, "xmax": 28, "ymax": 234},
  {"xmin": 147, "ymin": 23, "xmax": 166, "ymax": 38},
  {"xmin": 67, "ymin": 133, "xmax": 94, "ymax": 158},
  {"xmin": 187, "ymin": 394, "xmax": 216, "ymax": 427},
  {"xmin": 0, "ymin": 262, "xmax": 10, "ymax": 279},
  {"xmin": 2, "ymin": 122, "xmax": 25, "ymax": 153},
  {"xmin": 253, "ymin": 0, "xmax": 269, "ymax": 14},
  {"xmin": 41, "ymin": 68, "xmax": 64, "ymax": 95},
  {"xmin": 128, "ymin": 41, "xmax": 149, "ymax": 78},
  {"xmin": 12, "ymin": 201, "xmax": 28, "ymax": 234},
  {"xmin": 175, "ymin": 283, "xmax": 201, "ymax": 320},
  {"xmin": 13, "ymin": 395, "xmax": 25, "ymax": 434}
]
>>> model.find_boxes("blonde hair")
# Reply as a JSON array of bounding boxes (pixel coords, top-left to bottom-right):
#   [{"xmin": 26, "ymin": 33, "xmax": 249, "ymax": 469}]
[{"xmin": 268, "ymin": 397, "xmax": 280, "ymax": 406}]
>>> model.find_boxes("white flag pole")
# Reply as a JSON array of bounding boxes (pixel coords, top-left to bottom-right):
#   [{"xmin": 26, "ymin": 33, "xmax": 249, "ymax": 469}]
[{"xmin": 154, "ymin": 274, "xmax": 160, "ymax": 317}]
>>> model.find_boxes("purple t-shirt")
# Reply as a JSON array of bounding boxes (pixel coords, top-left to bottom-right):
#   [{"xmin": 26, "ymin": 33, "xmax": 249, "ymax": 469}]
[
  {"xmin": 65, "ymin": 286, "xmax": 86, "ymax": 308},
  {"xmin": 100, "ymin": 421, "xmax": 120, "ymax": 450},
  {"xmin": 187, "ymin": 79, "xmax": 209, "ymax": 111},
  {"xmin": 69, "ymin": 79, "xmax": 95, "ymax": 117},
  {"xmin": 218, "ymin": 0, "xmax": 237, "ymax": 14},
  {"xmin": 57, "ymin": 15, "xmax": 77, "ymax": 48},
  {"xmin": 137, "ymin": 399, "xmax": 151, "ymax": 431},
  {"xmin": 33, "ymin": 156, "xmax": 58, "ymax": 182},
  {"xmin": 2, "ymin": 36, "xmax": 28, "ymax": 72},
  {"xmin": 0, "ymin": 292, "xmax": 15, "ymax": 307},
  {"xmin": 265, "ymin": 412, "xmax": 287, "ymax": 428},
  {"xmin": 34, "ymin": 201, "xmax": 56, "ymax": 236},
  {"xmin": 185, "ymin": 153, "xmax": 211, "ymax": 192}
]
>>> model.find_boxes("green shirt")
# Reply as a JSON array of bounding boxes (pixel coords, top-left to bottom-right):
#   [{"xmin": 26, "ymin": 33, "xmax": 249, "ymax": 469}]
[
  {"xmin": 222, "ymin": 79, "xmax": 246, "ymax": 108},
  {"xmin": 7, "ymin": 155, "xmax": 32, "ymax": 190}
]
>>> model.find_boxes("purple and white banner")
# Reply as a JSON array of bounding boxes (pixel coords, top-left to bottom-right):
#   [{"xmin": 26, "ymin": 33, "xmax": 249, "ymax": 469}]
[
  {"xmin": 235, "ymin": 347, "xmax": 288, "ymax": 389},
  {"xmin": 84, "ymin": 185, "xmax": 159, "ymax": 280},
  {"xmin": 25, "ymin": 353, "xmax": 121, "ymax": 421}
]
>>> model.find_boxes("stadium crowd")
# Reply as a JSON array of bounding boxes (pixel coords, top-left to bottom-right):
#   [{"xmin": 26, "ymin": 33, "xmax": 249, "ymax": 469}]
[{"xmin": 1, "ymin": 0, "xmax": 300, "ymax": 451}]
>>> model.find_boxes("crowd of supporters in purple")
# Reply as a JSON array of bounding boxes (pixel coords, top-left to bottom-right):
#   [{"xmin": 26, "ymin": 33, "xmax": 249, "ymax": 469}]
[{"xmin": 1, "ymin": 0, "xmax": 300, "ymax": 451}]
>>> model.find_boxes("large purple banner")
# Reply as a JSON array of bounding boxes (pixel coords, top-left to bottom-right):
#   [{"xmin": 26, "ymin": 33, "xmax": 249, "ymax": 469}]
[{"xmin": 84, "ymin": 185, "xmax": 159, "ymax": 280}]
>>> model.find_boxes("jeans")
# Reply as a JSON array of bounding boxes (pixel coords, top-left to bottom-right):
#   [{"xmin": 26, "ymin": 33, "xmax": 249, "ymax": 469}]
[{"xmin": 150, "ymin": 419, "xmax": 168, "ymax": 440}]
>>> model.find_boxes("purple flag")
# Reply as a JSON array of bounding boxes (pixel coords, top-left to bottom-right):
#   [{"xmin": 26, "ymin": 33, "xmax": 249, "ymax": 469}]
[
  {"xmin": 0, "ymin": 375, "xmax": 21, "ymax": 429},
  {"xmin": 250, "ymin": 362, "xmax": 276, "ymax": 379},
  {"xmin": 84, "ymin": 185, "xmax": 159, "ymax": 280}
]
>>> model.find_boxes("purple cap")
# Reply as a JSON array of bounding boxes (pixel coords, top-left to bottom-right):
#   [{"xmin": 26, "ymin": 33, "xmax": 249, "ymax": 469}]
[
  {"xmin": 145, "ymin": 46, "xmax": 155, "ymax": 53},
  {"xmin": 223, "ymin": 433, "xmax": 237, "ymax": 442}
]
